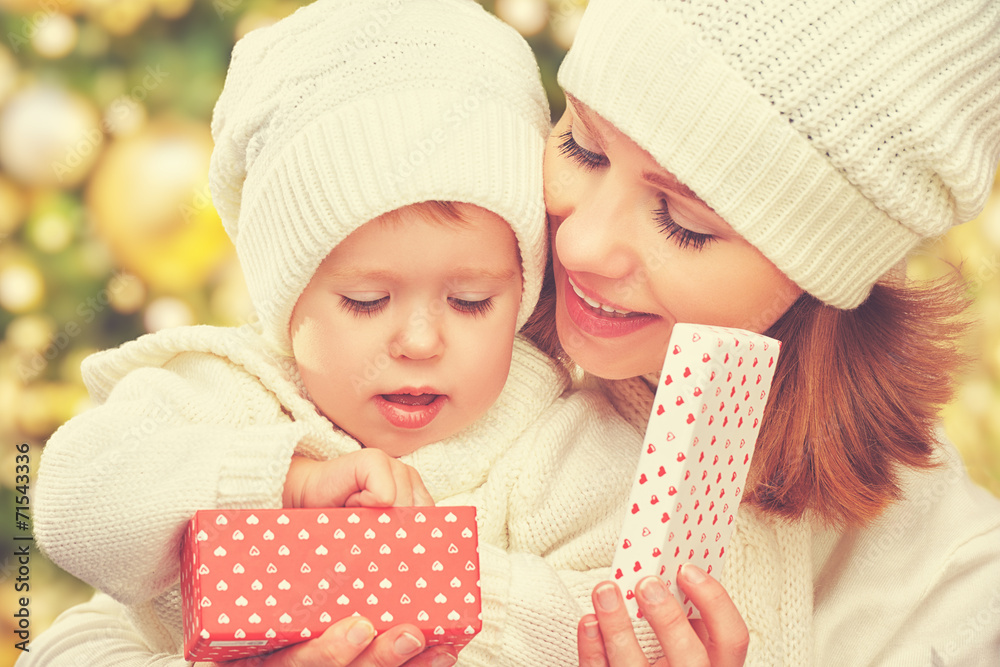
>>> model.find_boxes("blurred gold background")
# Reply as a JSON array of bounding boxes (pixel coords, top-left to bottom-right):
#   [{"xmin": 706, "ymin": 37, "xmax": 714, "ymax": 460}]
[{"xmin": 0, "ymin": 0, "xmax": 997, "ymax": 663}]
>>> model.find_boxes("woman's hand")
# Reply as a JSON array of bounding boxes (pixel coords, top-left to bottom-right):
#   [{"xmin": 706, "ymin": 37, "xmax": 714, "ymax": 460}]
[
  {"xmin": 577, "ymin": 564, "xmax": 748, "ymax": 667},
  {"xmin": 216, "ymin": 616, "xmax": 457, "ymax": 667}
]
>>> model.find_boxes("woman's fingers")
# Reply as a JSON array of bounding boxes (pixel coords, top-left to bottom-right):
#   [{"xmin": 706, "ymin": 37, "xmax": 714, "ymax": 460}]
[
  {"xmin": 577, "ymin": 614, "xmax": 610, "ymax": 667},
  {"xmin": 583, "ymin": 569, "xmax": 747, "ymax": 667},
  {"xmin": 220, "ymin": 618, "xmax": 454, "ymax": 667},
  {"xmin": 675, "ymin": 564, "xmax": 749, "ymax": 666},
  {"xmin": 400, "ymin": 646, "xmax": 458, "ymax": 667},
  {"xmin": 223, "ymin": 616, "xmax": 376, "ymax": 667},
  {"xmin": 589, "ymin": 582, "xmax": 648, "ymax": 665},
  {"xmin": 634, "ymin": 576, "xmax": 707, "ymax": 667},
  {"xmin": 352, "ymin": 624, "xmax": 429, "ymax": 667}
]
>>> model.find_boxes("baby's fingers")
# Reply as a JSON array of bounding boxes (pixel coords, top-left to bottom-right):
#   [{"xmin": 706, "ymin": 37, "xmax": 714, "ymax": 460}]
[{"xmin": 404, "ymin": 464, "xmax": 434, "ymax": 506}]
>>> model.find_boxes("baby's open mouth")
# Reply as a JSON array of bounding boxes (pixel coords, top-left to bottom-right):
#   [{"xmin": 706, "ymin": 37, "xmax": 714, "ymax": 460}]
[{"xmin": 381, "ymin": 393, "xmax": 440, "ymax": 406}]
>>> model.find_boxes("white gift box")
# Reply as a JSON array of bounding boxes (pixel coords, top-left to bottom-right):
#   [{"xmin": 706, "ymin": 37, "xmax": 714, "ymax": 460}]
[{"xmin": 611, "ymin": 323, "xmax": 781, "ymax": 619}]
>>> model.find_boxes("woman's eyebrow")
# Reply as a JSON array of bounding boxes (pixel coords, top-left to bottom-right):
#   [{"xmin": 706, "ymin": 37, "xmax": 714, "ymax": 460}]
[
  {"xmin": 566, "ymin": 93, "xmax": 609, "ymax": 145},
  {"xmin": 568, "ymin": 93, "xmax": 709, "ymax": 208},
  {"xmin": 642, "ymin": 170, "xmax": 705, "ymax": 205}
]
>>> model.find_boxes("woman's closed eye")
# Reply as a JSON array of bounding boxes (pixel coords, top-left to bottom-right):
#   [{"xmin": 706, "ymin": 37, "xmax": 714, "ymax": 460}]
[
  {"xmin": 558, "ymin": 128, "xmax": 608, "ymax": 171},
  {"xmin": 654, "ymin": 200, "xmax": 716, "ymax": 251}
]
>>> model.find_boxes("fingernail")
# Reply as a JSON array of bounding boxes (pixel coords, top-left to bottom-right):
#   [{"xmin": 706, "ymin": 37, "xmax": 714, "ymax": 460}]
[
  {"xmin": 681, "ymin": 562, "xmax": 707, "ymax": 584},
  {"xmin": 346, "ymin": 619, "xmax": 375, "ymax": 646},
  {"xmin": 394, "ymin": 631, "xmax": 422, "ymax": 655},
  {"xmin": 431, "ymin": 652, "xmax": 457, "ymax": 667},
  {"xmin": 595, "ymin": 583, "xmax": 620, "ymax": 612},
  {"xmin": 637, "ymin": 576, "xmax": 667, "ymax": 604},
  {"xmin": 583, "ymin": 619, "xmax": 600, "ymax": 639}
]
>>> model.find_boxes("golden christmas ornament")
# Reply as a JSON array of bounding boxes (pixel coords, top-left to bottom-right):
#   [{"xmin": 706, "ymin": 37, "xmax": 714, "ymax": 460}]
[
  {"xmin": 86, "ymin": 119, "xmax": 232, "ymax": 292},
  {"xmin": 0, "ymin": 84, "xmax": 104, "ymax": 188},
  {"xmin": 81, "ymin": 0, "xmax": 154, "ymax": 36}
]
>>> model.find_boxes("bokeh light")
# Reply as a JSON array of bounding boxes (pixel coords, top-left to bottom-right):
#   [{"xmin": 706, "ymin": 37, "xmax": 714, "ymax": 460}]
[{"xmin": 0, "ymin": 1, "xmax": 997, "ymax": 659}]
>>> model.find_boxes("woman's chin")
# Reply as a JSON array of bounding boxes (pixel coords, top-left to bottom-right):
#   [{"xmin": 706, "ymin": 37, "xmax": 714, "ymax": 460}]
[{"xmin": 555, "ymin": 309, "xmax": 664, "ymax": 380}]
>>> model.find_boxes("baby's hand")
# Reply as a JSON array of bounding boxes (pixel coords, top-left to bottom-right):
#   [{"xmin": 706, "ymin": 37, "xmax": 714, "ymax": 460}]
[{"xmin": 283, "ymin": 450, "xmax": 434, "ymax": 509}]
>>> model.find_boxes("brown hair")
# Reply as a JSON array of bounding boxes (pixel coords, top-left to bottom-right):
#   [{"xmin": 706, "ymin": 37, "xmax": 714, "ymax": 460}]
[
  {"xmin": 374, "ymin": 200, "xmax": 470, "ymax": 227},
  {"xmin": 522, "ymin": 264, "xmax": 972, "ymax": 527}
]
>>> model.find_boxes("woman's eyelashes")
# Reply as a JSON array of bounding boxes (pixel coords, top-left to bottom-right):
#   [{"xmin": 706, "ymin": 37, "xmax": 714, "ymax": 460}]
[
  {"xmin": 338, "ymin": 295, "xmax": 496, "ymax": 318},
  {"xmin": 558, "ymin": 123, "xmax": 716, "ymax": 252},
  {"xmin": 557, "ymin": 129, "xmax": 607, "ymax": 171},
  {"xmin": 654, "ymin": 201, "xmax": 716, "ymax": 251}
]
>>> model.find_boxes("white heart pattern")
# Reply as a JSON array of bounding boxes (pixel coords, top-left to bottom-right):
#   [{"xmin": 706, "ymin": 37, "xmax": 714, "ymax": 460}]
[{"xmin": 183, "ymin": 507, "xmax": 481, "ymax": 661}]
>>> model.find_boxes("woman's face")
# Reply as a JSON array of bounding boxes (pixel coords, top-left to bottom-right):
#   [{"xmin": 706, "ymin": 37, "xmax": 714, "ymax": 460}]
[{"xmin": 545, "ymin": 96, "xmax": 802, "ymax": 379}]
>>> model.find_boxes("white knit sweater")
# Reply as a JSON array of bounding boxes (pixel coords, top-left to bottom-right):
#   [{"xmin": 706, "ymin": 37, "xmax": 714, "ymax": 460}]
[
  {"xmin": 32, "ymin": 325, "xmax": 648, "ymax": 665},
  {"xmin": 27, "ymin": 328, "xmax": 1000, "ymax": 665},
  {"xmin": 598, "ymin": 375, "xmax": 1000, "ymax": 667}
]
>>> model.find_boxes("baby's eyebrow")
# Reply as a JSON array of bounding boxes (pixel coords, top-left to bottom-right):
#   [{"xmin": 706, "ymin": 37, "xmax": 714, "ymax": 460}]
[
  {"xmin": 323, "ymin": 266, "xmax": 518, "ymax": 283},
  {"xmin": 445, "ymin": 267, "xmax": 518, "ymax": 283},
  {"xmin": 322, "ymin": 267, "xmax": 401, "ymax": 283}
]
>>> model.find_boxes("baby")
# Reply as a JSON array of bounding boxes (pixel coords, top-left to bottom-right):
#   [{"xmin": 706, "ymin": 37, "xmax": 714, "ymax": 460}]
[{"xmin": 31, "ymin": 1, "xmax": 645, "ymax": 665}]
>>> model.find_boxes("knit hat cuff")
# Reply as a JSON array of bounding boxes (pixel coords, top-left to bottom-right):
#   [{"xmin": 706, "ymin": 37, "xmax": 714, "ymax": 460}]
[
  {"xmin": 236, "ymin": 88, "xmax": 547, "ymax": 353},
  {"xmin": 558, "ymin": 0, "xmax": 920, "ymax": 309}
]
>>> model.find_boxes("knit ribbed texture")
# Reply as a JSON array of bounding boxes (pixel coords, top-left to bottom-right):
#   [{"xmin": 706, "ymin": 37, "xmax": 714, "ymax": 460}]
[
  {"xmin": 559, "ymin": 0, "xmax": 1000, "ymax": 308},
  {"xmin": 34, "ymin": 326, "xmax": 645, "ymax": 664},
  {"xmin": 211, "ymin": 0, "xmax": 550, "ymax": 352}
]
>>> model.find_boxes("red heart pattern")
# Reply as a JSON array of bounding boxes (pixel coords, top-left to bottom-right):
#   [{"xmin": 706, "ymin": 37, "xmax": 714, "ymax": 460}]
[
  {"xmin": 181, "ymin": 508, "xmax": 481, "ymax": 661},
  {"xmin": 613, "ymin": 324, "xmax": 780, "ymax": 620}
]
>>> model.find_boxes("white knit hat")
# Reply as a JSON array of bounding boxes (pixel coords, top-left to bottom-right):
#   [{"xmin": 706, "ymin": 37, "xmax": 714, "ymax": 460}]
[
  {"xmin": 559, "ymin": 0, "xmax": 1000, "ymax": 308},
  {"xmin": 210, "ymin": 0, "xmax": 550, "ymax": 353}
]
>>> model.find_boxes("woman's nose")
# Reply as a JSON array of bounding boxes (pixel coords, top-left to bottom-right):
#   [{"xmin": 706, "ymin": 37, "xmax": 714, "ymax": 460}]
[
  {"xmin": 553, "ymin": 181, "xmax": 639, "ymax": 280},
  {"xmin": 389, "ymin": 306, "xmax": 445, "ymax": 360}
]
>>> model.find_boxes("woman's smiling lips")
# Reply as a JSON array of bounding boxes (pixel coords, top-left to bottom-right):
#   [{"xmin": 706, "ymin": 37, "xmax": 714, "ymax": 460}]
[
  {"xmin": 562, "ymin": 272, "xmax": 660, "ymax": 338},
  {"xmin": 374, "ymin": 388, "xmax": 447, "ymax": 429}
]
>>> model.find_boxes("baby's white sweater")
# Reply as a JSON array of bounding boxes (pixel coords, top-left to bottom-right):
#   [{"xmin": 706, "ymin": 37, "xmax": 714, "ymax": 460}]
[{"xmin": 34, "ymin": 325, "xmax": 646, "ymax": 665}]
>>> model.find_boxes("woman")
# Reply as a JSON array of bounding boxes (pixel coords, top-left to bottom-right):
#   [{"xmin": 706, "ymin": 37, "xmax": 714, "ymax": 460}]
[
  {"xmin": 539, "ymin": 0, "xmax": 1000, "ymax": 665},
  {"xmin": 23, "ymin": 0, "xmax": 1000, "ymax": 665}
]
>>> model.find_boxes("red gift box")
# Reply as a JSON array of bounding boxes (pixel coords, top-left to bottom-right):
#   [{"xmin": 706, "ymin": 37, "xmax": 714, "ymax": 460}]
[
  {"xmin": 181, "ymin": 507, "xmax": 482, "ymax": 661},
  {"xmin": 611, "ymin": 324, "xmax": 780, "ymax": 619}
]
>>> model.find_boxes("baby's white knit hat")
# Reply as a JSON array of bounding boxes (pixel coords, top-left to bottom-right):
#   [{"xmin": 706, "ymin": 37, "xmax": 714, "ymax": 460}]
[
  {"xmin": 559, "ymin": 0, "xmax": 1000, "ymax": 308},
  {"xmin": 210, "ymin": 0, "xmax": 550, "ymax": 353}
]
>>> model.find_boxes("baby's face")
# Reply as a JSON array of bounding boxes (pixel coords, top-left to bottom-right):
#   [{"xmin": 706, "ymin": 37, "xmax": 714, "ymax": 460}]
[{"xmin": 290, "ymin": 204, "xmax": 522, "ymax": 457}]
